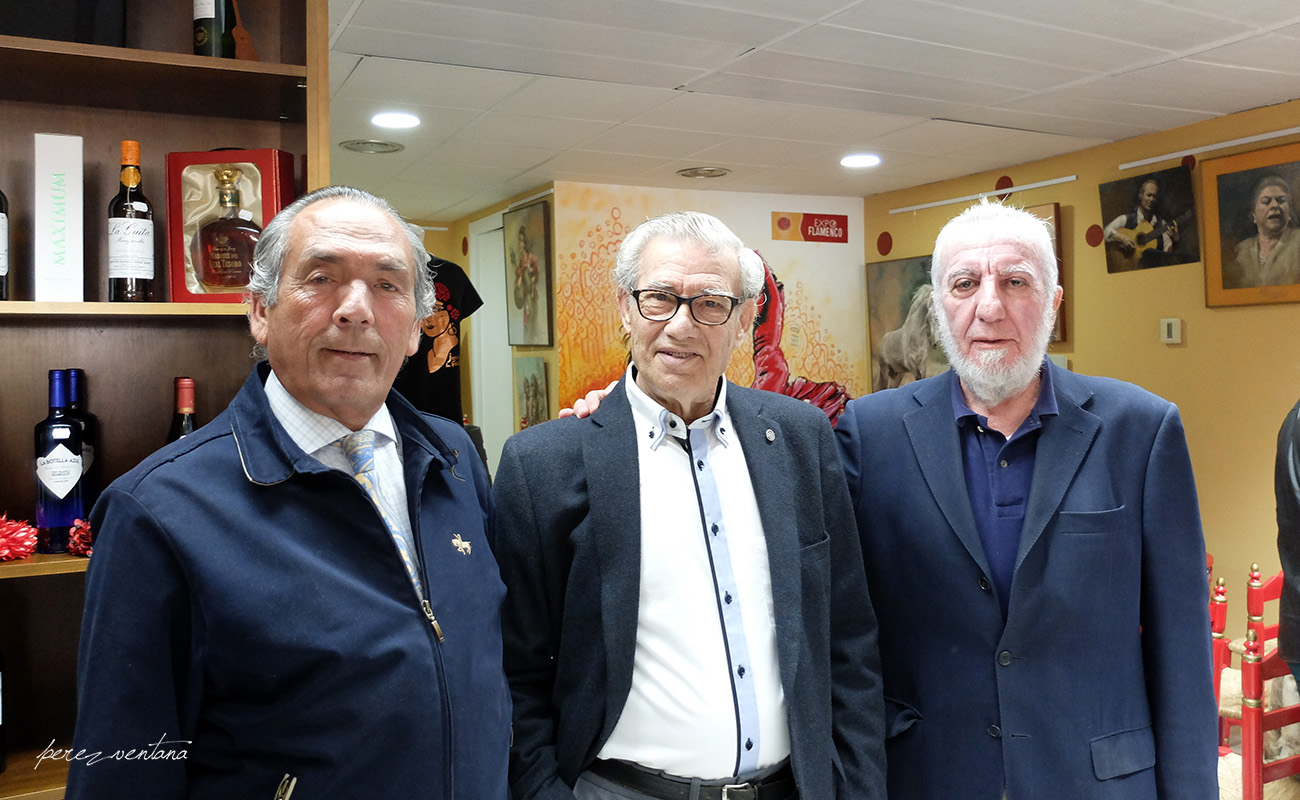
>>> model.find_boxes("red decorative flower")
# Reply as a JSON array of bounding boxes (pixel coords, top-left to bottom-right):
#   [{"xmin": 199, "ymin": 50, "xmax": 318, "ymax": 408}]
[
  {"xmin": 0, "ymin": 514, "xmax": 38, "ymax": 562},
  {"xmin": 69, "ymin": 518, "xmax": 94, "ymax": 558}
]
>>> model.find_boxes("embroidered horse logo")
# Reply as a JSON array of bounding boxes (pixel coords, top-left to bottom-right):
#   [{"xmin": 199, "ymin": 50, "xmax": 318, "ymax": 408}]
[{"xmin": 452, "ymin": 534, "xmax": 472, "ymax": 555}]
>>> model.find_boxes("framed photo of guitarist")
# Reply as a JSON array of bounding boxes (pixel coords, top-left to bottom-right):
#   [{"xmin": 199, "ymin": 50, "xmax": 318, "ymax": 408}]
[
  {"xmin": 1098, "ymin": 165, "xmax": 1199, "ymax": 274},
  {"xmin": 1202, "ymin": 141, "xmax": 1300, "ymax": 308}
]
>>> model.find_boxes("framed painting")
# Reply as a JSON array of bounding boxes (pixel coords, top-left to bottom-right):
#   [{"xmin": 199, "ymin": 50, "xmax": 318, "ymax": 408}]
[
  {"xmin": 1202, "ymin": 141, "xmax": 1300, "ymax": 307},
  {"xmin": 503, "ymin": 198, "xmax": 554, "ymax": 345},
  {"xmin": 514, "ymin": 356, "xmax": 550, "ymax": 429},
  {"xmin": 1024, "ymin": 202, "xmax": 1068, "ymax": 343},
  {"xmin": 1096, "ymin": 165, "xmax": 1199, "ymax": 275},
  {"xmin": 866, "ymin": 254, "xmax": 948, "ymax": 393}
]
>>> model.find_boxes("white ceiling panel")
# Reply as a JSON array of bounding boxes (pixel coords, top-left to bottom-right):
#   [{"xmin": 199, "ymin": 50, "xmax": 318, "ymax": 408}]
[{"xmin": 326, "ymin": 0, "xmax": 1300, "ymax": 223}]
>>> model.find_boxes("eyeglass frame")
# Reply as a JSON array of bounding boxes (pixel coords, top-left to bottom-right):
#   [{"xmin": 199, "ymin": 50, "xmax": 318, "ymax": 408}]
[{"xmin": 629, "ymin": 288, "xmax": 743, "ymax": 326}]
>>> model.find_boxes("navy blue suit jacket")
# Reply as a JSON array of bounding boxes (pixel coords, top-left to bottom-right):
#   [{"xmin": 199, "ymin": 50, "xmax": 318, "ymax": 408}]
[
  {"xmin": 834, "ymin": 362, "xmax": 1217, "ymax": 799},
  {"xmin": 493, "ymin": 379, "xmax": 886, "ymax": 800}
]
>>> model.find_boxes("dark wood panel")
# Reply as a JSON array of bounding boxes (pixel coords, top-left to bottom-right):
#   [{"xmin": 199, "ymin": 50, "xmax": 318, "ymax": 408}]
[
  {"xmin": 0, "ymin": 573, "xmax": 85, "ymax": 751},
  {"xmin": 0, "ymin": 317, "xmax": 256, "ymax": 523}
]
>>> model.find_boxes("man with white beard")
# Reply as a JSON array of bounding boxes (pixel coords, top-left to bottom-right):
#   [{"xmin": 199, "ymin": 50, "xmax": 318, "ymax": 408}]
[{"xmin": 834, "ymin": 201, "xmax": 1218, "ymax": 798}]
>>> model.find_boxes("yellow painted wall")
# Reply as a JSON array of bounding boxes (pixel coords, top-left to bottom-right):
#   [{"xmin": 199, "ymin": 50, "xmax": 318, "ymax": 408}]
[{"xmin": 865, "ymin": 99, "xmax": 1300, "ymax": 637}]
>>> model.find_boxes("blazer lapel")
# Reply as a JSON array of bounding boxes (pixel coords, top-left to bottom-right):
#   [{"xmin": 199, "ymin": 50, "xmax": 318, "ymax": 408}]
[
  {"xmin": 583, "ymin": 382, "xmax": 644, "ymax": 677},
  {"xmin": 1015, "ymin": 366, "xmax": 1100, "ymax": 571},
  {"xmin": 903, "ymin": 372, "xmax": 992, "ymax": 577},
  {"xmin": 728, "ymin": 387, "xmax": 804, "ymax": 686}
]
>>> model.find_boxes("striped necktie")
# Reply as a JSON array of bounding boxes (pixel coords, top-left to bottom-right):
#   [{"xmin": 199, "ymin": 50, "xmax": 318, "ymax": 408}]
[{"xmin": 340, "ymin": 429, "xmax": 423, "ymax": 593}]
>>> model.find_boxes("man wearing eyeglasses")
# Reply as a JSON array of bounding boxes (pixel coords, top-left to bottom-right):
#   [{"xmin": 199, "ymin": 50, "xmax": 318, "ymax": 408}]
[{"xmin": 492, "ymin": 211, "xmax": 886, "ymax": 800}]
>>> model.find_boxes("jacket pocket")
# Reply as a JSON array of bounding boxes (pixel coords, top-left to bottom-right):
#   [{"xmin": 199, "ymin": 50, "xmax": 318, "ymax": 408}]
[
  {"xmin": 1056, "ymin": 504, "xmax": 1126, "ymax": 534},
  {"xmin": 1090, "ymin": 724, "xmax": 1155, "ymax": 780},
  {"xmin": 884, "ymin": 696, "xmax": 923, "ymax": 738}
]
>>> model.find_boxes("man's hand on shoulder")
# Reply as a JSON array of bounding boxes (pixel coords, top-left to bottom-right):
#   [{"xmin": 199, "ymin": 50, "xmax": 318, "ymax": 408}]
[{"xmin": 557, "ymin": 380, "xmax": 617, "ymax": 419}]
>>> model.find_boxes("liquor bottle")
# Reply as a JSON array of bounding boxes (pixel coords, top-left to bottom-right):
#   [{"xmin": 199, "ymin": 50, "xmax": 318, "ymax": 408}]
[
  {"xmin": 193, "ymin": 0, "xmax": 236, "ymax": 58},
  {"xmin": 197, "ymin": 168, "xmax": 261, "ymax": 291},
  {"xmin": 0, "ymin": 186, "xmax": 8, "ymax": 301},
  {"xmin": 167, "ymin": 377, "xmax": 198, "ymax": 443},
  {"xmin": 107, "ymin": 140, "xmax": 154, "ymax": 302},
  {"xmin": 66, "ymin": 368, "xmax": 102, "ymax": 509},
  {"xmin": 34, "ymin": 369, "xmax": 84, "ymax": 554}
]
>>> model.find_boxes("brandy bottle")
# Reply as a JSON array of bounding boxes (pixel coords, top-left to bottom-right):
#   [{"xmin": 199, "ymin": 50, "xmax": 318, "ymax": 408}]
[
  {"xmin": 197, "ymin": 168, "xmax": 261, "ymax": 292},
  {"xmin": 107, "ymin": 140, "xmax": 154, "ymax": 302}
]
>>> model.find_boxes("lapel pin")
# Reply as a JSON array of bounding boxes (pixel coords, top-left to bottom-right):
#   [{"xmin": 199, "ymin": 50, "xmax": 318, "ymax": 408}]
[{"xmin": 452, "ymin": 534, "xmax": 472, "ymax": 555}]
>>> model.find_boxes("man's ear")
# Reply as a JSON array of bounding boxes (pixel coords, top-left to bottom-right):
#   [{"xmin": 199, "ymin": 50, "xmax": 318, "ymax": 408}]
[
  {"xmin": 248, "ymin": 296, "xmax": 270, "ymax": 348},
  {"xmin": 617, "ymin": 289, "xmax": 633, "ymax": 335}
]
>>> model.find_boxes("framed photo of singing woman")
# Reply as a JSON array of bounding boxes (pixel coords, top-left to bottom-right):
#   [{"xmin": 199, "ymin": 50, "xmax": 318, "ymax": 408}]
[
  {"xmin": 502, "ymin": 198, "xmax": 554, "ymax": 345},
  {"xmin": 1202, "ymin": 141, "xmax": 1300, "ymax": 308}
]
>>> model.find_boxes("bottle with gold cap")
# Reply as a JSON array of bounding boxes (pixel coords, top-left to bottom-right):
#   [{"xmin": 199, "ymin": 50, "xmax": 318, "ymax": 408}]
[
  {"xmin": 197, "ymin": 166, "xmax": 261, "ymax": 292},
  {"xmin": 107, "ymin": 139, "xmax": 154, "ymax": 302}
]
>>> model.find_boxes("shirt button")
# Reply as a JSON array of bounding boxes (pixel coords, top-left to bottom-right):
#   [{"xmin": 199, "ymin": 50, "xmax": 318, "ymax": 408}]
[
  {"xmin": 978, "ymin": 577, "xmax": 991, "ymax": 592},
  {"xmin": 998, "ymin": 650, "xmax": 1013, "ymax": 667},
  {"xmin": 1000, "ymin": 459, "xmax": 1009, "ymax": 468},
  {"xmin": 669, "ymin": 420, "xmax": 677, "ymax": 428},
  {"xmin": 745, "ymin": 738, "xmax": 753, "ymax": 751},
  {"xmin": 711, "ymin": 523, "xmax": 719, "ymax": 534},
  {"xmin": 987, "ymin": 725, "xmax": 1002, "ymax": 739},
  {"xmin": 697, "ymin": 460, "xmax": 704, "ymax": 471},
  {"xmin": 724, "ymin": 592, "xmax": 733, "ymax": 604},
  {"xmin": 737, "ymin": 665, "xmax": 746, "ymax": 678}
]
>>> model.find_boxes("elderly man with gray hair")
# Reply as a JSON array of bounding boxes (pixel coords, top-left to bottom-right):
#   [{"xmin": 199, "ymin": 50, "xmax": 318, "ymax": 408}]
[
  {"xmin": 68, "ymin": 185, "xmax": 510, "ymax": 799},
  {"xmin": 494, "ymin": 210, "xmax": 886, "ymax": 800}
]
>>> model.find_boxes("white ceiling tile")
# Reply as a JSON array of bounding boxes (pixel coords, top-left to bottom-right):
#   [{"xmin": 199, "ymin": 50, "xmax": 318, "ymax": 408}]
[
  {"xmin": 492, "ymin": 77, "xmax": 677, "ymax": 123},
  {"xmin": 456, "ymin": 113, "xmax": 614, "ymax": 148},
  {"xmin": 579, "ymin": 125, "xmax": 732, "ymax": 159},
  {"xmin": 334, "ymin": 56, "xmax": 532, "ymax": 108}
]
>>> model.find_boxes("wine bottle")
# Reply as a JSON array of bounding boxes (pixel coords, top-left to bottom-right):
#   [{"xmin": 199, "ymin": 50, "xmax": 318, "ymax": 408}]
[
  {"xmin": 66, "ymin": 368, "xmax": 102, "ymax": 509},
  {"xmin": 34, "ymin": 369, "xmax": 84, "ymax": 554},
  {"xmin": 193, "ymin": 0, "xmax": 236, "ymax": 58},
  {"xmin": 197, "ymin": 168, "xmax": 261, "ymax": 291},
  {"xmin": 107, "ymin": 140, "xmax": 154, "ymax": 302},
  {"xmin": 167, "ymin": 377, "xmax": 198, "ymax": 443},
  {"xmin": 0, "ymin": 186, "xmax": 8, "ymax": 301}
]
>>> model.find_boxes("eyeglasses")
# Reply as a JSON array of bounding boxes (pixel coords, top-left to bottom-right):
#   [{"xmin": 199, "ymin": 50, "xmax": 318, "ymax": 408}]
[{"xmin": 631, "ymin": 289, "xmax": 741, "ymax": 326}]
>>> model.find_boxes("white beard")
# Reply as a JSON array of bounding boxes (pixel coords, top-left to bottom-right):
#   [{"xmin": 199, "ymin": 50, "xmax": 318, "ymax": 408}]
[{"xmin": 935, "ymin": 299, "xmax": 1055, "ymax": 408}]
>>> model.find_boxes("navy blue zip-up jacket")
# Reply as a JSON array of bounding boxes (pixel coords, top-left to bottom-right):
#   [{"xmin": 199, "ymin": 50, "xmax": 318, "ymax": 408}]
[{"xmin": 66, "ymin": 362, "xmax": 511, "ymax": 800}]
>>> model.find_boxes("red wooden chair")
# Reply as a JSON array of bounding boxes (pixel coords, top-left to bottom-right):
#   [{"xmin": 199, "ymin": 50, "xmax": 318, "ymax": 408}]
[
  {"xmin": 1238, "ymin": 567, "xmax": 1300, "ymax": 799},
  {"xmin": 1213, "ymin": 577, "xmax": 1233, "ymax": 749}
]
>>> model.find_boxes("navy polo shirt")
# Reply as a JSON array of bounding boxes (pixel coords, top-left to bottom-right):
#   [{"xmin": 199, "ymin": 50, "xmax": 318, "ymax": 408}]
[{"xmin": 951, "ymin": 360, "xmax": 1058, "ymax": 620}]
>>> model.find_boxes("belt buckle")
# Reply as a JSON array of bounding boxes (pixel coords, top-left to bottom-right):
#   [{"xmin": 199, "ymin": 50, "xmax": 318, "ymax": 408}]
[{"xmin": 722, "ymin": 784, "xmax": 756, "ymax": 800}]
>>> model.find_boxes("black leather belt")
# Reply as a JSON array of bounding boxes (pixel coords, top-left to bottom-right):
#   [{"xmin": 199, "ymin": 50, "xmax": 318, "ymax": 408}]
[{"xmin": 588, "ymin": 759, "xmax": 796, "ymax": 800}]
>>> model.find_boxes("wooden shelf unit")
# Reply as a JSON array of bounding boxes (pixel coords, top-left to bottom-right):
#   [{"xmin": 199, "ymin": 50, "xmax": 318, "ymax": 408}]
[{"xmin": 0, "ymin": 3, "xmax": 327, "ymax": 797}]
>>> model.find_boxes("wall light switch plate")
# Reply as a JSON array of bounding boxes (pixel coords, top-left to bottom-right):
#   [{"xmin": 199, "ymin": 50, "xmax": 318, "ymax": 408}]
[{"xmin": 1160, "ymin": 318, "xmax": 1183, "ymax": 344}]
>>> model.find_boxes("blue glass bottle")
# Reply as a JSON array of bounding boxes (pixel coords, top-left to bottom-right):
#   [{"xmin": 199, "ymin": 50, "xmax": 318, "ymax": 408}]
[
  {"xmin": 66, "ymin": 367, "xmax": 102, "ymax": 510},
  {"xmin": 34, "ymin": 369, "xmax": 84, "ymax": 554}
]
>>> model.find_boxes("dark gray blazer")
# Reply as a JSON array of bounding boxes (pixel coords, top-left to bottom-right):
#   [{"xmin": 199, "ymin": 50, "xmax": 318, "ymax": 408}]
[{"xmin": 493, "ymin": 378, "xmax": 886, "ymax": 800}]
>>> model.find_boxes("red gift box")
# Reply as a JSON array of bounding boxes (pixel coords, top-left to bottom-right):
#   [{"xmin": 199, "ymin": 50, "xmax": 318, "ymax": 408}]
[{"xmin": 165, "ymin": 149, "xmax": 296, "ymax": 303}]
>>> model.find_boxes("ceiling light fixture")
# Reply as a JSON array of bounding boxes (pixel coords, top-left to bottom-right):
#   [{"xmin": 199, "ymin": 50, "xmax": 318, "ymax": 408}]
[
  {"xmin": 339, "ymin": 139, "xmax": 405, "ymax": 154},
  {"xmin": 371, "ymin": 111, "xmax": 420, "ymax": 129},
  {"xmin": 841, "ymin": 153, "xmax": 881, "ymax": 168},
  {"xmin": 676, "ymin": 166, "xmax": 730, "ymax": 179}
]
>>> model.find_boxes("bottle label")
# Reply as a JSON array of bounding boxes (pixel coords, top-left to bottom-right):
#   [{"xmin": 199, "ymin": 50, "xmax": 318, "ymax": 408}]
[
  {"xmin": 195, "ymin": 0, "xmax": 216, "ymax": 19},
  {"xmin": 37, "ymin": 444, "xmax": 83, "ymax": 499},
  {"xmin": 0, "ymin": 212, "xmax": 7, "ymax": 275},
  {"xmin": 108, "ymin": 218, "xmax": 155, "ymax": 279}
]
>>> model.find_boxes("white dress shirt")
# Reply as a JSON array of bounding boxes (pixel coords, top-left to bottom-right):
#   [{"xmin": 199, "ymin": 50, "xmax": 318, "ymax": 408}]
[{"xmin": 597, "ymin": 367, "xmax": 790, "ymax": 778}]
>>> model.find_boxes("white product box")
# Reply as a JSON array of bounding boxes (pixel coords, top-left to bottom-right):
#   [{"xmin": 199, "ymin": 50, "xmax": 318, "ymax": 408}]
[{"xmin": 33, "ymin": 133, "xmax": 84, "ymax": 301}]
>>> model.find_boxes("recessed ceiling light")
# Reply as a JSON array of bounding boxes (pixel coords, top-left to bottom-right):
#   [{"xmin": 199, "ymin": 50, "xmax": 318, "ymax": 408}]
[
  {"xmin": 841, "ymin": 153, "xmax": 881, "ymax": 168},
  {"xmin": 371, "ymin": 112, "xmax": 420, "ymax": 129},
  {"xmin": 676, "ymin": 166, "xmax": 731, "ymax": 179},
  {"xmin": 339, "ymin": 139, "xmax": 406, "ymax": 154}
]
